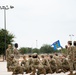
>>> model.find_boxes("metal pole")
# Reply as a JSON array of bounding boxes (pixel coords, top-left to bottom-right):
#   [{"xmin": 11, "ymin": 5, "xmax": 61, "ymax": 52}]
[
  {"xmin": 4, "ymin": 9, "xmax": 6, "ymax": 60},
  {"xmin": 4, "ymin": 9, "xmax": 6, "ymax": 30}
]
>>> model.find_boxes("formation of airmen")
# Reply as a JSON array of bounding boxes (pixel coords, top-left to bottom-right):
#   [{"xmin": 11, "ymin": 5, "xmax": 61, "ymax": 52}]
[{"xmin": 5, "ymin": 41, "xmax": 76, "ymax": 75}]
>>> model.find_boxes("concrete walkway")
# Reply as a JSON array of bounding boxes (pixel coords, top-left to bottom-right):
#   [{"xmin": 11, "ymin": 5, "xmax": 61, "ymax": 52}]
[
  {"xmin": 0, "ymin": 61, "xmax": 71, "ymax": 75},
  {"xmin": 0, "ymin": 61, "xmax": 12, "ymax": 75}
]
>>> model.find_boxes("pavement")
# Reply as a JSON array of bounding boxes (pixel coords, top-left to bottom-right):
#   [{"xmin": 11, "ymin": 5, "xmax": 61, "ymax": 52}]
[{"xmin": 0, "ymin": 61, "xmax": 74, "ymax": 75}]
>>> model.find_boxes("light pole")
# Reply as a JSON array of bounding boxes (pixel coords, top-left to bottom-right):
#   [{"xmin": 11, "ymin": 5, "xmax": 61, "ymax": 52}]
[
  {"xmin": 69, "ymin": 34, "xmax": 74, "ymax": 41},
  {"xmin": 0, "ymin": 5, "xmax": 14, "ymax": 60}
]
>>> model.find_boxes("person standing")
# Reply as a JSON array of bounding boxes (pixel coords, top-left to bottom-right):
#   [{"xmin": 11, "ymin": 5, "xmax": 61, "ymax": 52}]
[
  {"xmin": 67, "ymin": 41, "xmax": 74, "ymax": 75},
  {"xmin": 6, "ymin": 44, "xmax": 12, "ymax": 60},
  {"xmin": 13, "ymin": 43, "xmax": 20, "ymax": 60},
  {"xmin": 6, "ymin": 44, "xmax": 13, "ymax": 71},
  {"xmin": 73, "ymin": 41, "xmax": 76, "ymax": 75}
]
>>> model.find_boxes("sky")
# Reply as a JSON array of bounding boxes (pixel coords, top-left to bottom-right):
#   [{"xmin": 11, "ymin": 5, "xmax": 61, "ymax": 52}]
[{"xmin": 0, "ymin": 0, "xmax": 76, "ymax": 49}]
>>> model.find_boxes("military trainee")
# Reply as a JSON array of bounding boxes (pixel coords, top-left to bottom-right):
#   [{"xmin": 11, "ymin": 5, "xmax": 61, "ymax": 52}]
[
  {"xmin": 6, "ymin": 44, "xmax": 13, "ymax": 71},
  {"xmin": 13, "ymin": 43, "xmax": 20, "ymax": 60},
  {"xmin": 67, "ymin": 41, "xmax": 74, "ymax": 75},
  {"xmin": 73, "ymin": 41, "xmax": 76, "ymax": 75}
]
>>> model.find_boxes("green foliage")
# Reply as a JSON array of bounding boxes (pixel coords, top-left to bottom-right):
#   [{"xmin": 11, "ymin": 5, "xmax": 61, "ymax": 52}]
[
  {"xmin": 26, "ymin": 48, "xmax": 32, "ymax": 53},
  {"xmin": 19, "ymin": 44, "xmax": 60, "ymax": 54},
  {"xmin": 0, "ymin": 29, "xmax": 14, "ymax": 55},
  {"xmin": 19, "ymin": 47, "xmax": 32, "ymax": 54},
  {"xmin": 60, "ymin": 48, "xmax": 67, "ymax": 55},
  {"xmin": 19, "ymin": 47, "xmax": 27, "ymax": 54},
  {"xmin": 40, "ymin": 44, "xmax": 56, "ymax": 53}
]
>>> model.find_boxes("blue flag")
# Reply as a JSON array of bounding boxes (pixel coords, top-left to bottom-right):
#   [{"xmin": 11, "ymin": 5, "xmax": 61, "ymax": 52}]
[{"xmin": 51, "ymin": 40, "xmax": 62, "ymax": 50}]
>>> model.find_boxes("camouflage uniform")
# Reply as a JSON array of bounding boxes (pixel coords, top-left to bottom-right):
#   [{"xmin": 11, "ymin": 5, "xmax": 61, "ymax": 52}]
[
  {"xmin": 6, "ymin": 44, "xmax": 12, "ymax": 60},
  {"xmin": 12, "ymin": 65, "xmax": 24, "ymax": 75},
  {"xmin": 13, "ymin": 43, "xmax": 20, "ymax": 60},
  {"xmin": 48, "ymin": 55, "xmax": 58, "ymax": 73},
  {"xmin": 21, "ymin": 55, "xmax": 30, "ymax": 74},
  {"xmin": 13, "ymin": 48, "xmax": 20, "ymax": 60},
  {"xmin": 27, "ymin": 54, "xmax": 33, "ymax": 73},
  {"xmin": 31, "ymin": 53, "xmax": 40, "ymax": 75},
  {"xmin": 37, "ymin": 65, "xmax": 46, "ymax": 75},
  {"xmin": 61, "ymin": 57, "xmax": 70, "ymax": 73},
  {"xmin": 6, "ymin": 44, "xmax": 13, "ymax": 71},
  {"xmin": 41, "ymin": 55, "xmax": 52, "ymax": 74},
  {"xmin": 7, "ymin": 56, "xmax": 13, "ymax": 72},
  {"xmin": 37, "ymin": 55, "xmax": 46, "ymax": 75},
  {"xmin": 9, "ymin": 54, "xmax": 24, "ymax": 75},
  {"xmin": 73, "ymin": 41, "xmax": 76, "ymax": 75},
  {"xmin": 8, "ymin": 54, "xmax": 19, "ymax": 71},
  {"xmin": 67, "ymin": 41, "xmax": 74, "ymax": 75},
  {"xmin": 54, "ymin": 54, "xmax": 62, "ymax": 73}
]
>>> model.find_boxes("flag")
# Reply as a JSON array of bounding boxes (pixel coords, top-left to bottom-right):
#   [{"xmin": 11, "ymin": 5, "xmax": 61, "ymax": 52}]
[{"xmin": 51, "ymin": 40, "xmax": 62, "ymax": 50}]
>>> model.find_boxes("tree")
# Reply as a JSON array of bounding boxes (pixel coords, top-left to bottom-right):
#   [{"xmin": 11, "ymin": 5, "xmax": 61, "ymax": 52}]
[
  {"xmin": 19, "ymin": 47, "xmax": 32, "ymax": 54},
  {"xmin": 26, "ymin": 47, "xmax": 32, "ymax": 53},
  {"xmin": 40, "ymin": 44, "xmax": 57, "ymax": 53},
  {"xmin": 60, "ymin": 48, "xmax": 67, "ymax": 55},
  {"xmin": 0, "ymin": 29, "xmax": 14, "ymax": 55},
  {"xmin": 19, "ymin": 47, "xmax": 27, "ymax": 54}
]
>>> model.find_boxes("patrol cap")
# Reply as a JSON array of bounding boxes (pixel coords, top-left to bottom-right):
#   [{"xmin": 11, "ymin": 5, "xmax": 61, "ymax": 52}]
[
  {"xmin": 68, "ymin": 41, "xmax": 72, "ymax": 45},
  {"xmin": 73, "ymin": 41, "xmax": 76, "ymax": 46}
]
